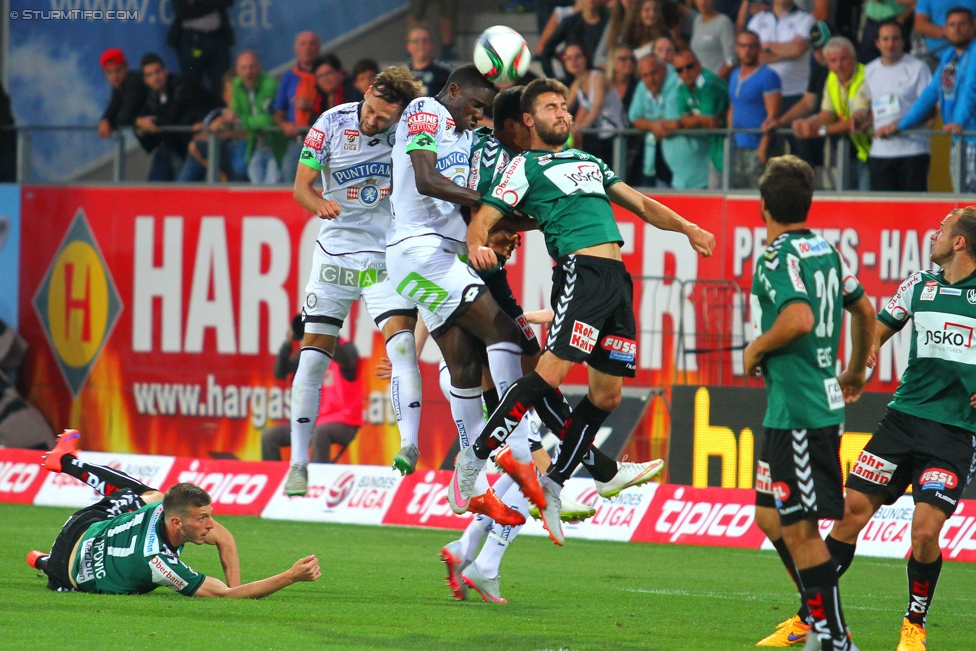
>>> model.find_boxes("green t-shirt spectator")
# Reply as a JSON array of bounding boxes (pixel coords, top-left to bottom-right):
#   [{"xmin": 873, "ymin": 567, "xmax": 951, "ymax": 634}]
[{"xmin": 676, "ymin": 68, "xmax": 729, "ymax": 172}]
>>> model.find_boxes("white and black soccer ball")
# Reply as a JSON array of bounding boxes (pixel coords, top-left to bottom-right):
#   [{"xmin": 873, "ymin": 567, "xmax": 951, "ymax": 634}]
[{"xmin": 472, "ymin": 25, "xmax": 531, "ymax": 85}]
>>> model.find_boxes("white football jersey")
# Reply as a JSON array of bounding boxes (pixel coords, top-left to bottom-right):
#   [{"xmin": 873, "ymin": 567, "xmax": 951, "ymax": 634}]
[
  {"xmin": 389, "ymin": 97, "xmax": 472, "ymax": 244},
  {"xmin": 300, "ymin": 102, "xmax": 395, "ymax": 255}
]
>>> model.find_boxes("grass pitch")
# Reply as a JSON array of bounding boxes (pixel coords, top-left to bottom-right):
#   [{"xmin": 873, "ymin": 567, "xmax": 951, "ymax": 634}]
[{"xmin": 3, "ymin": 503, "xmax": 975, "ymax": 651}]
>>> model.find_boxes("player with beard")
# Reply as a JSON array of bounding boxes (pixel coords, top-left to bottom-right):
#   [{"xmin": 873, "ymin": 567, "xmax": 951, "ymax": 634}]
[
  {"xmin": 285, "ymin": 67, "xmax": 426, "ymax": 496},
  {"xmin": 450, "ymin": 77, "xmax": 715, "ymax": 545},
  {"xmin": 758, "ymin": 207, "xmax": 976, "ymax": 651},
  {"xmin": 439, "ymin": 85, "xmax": 664, "ymax": 603},
  {"xmin": 387, "ymin": 65, "xmax": 545, "ymax": 526}
]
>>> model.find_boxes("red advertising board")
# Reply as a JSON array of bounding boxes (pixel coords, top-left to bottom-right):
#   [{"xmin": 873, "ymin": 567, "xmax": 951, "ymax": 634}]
[
  {"xmin": 162, "ymin": 457, "xmax": 289, "ymax": 516},
  {"xmin": 381, "ymin": 469, "xmax": 477, "ymax": 530},
  {"xmin": 632, "ymin": 483, "xmax": 767, "ymax": 548},
  {"xmin": 18, "ymin": 187, "xmax": 427, "ymax": 464},
  {"xmin": 16, "ymin": 188, "xmax": 970, "ymax": 464},
  {"xmin": 0, "ymin": 448, "xmax": 47, "ymax": 504}
]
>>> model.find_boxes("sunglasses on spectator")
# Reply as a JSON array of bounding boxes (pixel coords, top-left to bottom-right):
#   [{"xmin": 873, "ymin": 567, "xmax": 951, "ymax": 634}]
[{"xmin": 674, "ymin": 62, "xmax": 698, "ymax": 73}]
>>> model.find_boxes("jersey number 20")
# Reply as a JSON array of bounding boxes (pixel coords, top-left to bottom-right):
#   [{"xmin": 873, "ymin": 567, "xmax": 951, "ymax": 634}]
[{"xmin": 813, "ymin": 267, "xmax": 840, "ymax": 338}]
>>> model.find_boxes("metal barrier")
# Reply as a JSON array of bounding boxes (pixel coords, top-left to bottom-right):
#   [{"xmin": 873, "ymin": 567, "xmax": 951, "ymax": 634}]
[
  {"xmin": 598, "ymin": 126, "xmax": 973, "ymax": 193},
  {"xmin": 635, "ymin": 276, "xmax": 753, "ymax": 387},
  {"xmin": 4, "ymin": 123, "xmax": 975, "ymax": 191}
]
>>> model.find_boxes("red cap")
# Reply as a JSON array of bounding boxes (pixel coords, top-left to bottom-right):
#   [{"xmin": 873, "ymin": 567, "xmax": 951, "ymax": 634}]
[{"xmin": 100, "ymin": 48, "xmax": 126, "ymax": 69}]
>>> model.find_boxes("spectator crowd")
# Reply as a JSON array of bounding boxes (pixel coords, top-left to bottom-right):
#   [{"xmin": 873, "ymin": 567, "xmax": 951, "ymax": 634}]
[{"xmin": 92, "ymin": 0, "xmax": 976, "ymax": 192}]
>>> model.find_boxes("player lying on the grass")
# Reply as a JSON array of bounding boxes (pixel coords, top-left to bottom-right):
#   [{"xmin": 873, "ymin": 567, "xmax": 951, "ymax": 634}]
[
  {"xmin": 285, "ymin": 66, "xmax": 426, "ymax": 497},
  {"xmin": 452, "ymin": 77, "xmax": 715, "ymax": 546},
  {"xmin": 756, "ymin": 207, "xmax": 976, "ymax": 651},
  {"xmin": 27, "ymin": 430, "xmax": 320, "ymax": 597}
]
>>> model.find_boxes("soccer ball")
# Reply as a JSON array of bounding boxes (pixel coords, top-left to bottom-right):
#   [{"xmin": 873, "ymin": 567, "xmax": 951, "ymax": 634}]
[{"xmin": 473, "ymin": 26, "xmax": 531, "ymax": 85}]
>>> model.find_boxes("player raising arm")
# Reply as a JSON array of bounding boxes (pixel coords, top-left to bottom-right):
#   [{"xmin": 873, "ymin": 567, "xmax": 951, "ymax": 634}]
[
  {"xmin": 285, "ymin": 67, "xmax": 426, "ymax": 493},
  {"xmin": 454, "ymin": 78, "xmax": 715, "ymax": 545}
]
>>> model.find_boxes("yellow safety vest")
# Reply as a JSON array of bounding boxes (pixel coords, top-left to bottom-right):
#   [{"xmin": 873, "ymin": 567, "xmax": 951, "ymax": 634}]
[{"xmin": 826, "ymin": 64, "xmax": 871, "ymax": 162}]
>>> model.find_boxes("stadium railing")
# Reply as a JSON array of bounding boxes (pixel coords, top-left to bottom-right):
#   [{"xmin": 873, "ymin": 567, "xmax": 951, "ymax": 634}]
[{"xmin": 4, "ymin": 124, "xmax": 975, "ymax": 191}]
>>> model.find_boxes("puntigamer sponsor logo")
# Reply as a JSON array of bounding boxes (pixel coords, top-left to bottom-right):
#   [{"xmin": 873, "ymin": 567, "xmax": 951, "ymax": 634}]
[
  {"xmin": 331, "ymin": 162, "xmax": 392, "ymax": 185},
  {"xmin": 436, "ymin": 151, "xmax": 468, "ymax": 172}
]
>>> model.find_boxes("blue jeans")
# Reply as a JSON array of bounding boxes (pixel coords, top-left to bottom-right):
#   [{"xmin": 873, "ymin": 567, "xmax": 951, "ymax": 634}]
[
  {"xmin": 279, "ymin": 139, "xmax": 303, "ymax": 184},
  {"xmin": 177, "ymin": 155, "xmax": 206, "ymax": 182},
  {"xmin": 224, "ymin": 140, "xmax": 248, "ymax": 181},
  {"xmin": 248, "ymin": 147, "xmax": 282, "ymax": 184},
  {"xmin": 177, "ymin": 139, "xmax": 249, "ymax": 182}
]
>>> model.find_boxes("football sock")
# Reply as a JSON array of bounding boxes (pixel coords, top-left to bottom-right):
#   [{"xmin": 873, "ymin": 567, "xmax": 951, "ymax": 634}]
[
  {"xmin": 825, "ymin": 535, "xmax": 856, "ymax": 578},
  {"xmin": 475, "ymin": 482, "xmax": 527, "ymax": 578},
  {"xmin": 799, "ymin": 561, "xmax": 847, "ymax": 642},
  {"xmin": 385, "ymin": 330, "xmax": 422, "ymax": 448},
  {"xmin": 580, "ymin": 447, "xmax": 619, "ymax": 483},
  {"xmin": 506, "ymin": 419, "xmax": 533, "ymax": 462},
  {"xmin": 459, "ymin": 515, "xmax": 493, "ymax": 563},
  {"xmin": 534, "ymin": 388, "xmax": 616, "ymax": 481},
  {"xmin": 289, "ymin": 347, "xmax": 332, "ymax": 465},
  {"xmin": 484, "ymin": 341, "xmax": 523, "ymax": 397},
  {"xmin": 905, "ymin": 553, "xmax": 942, "ymax": 626},
  {"xmin": 537, "ymin": 387, "xmax": 572, "ymax": 433},
  {"xmin": 482, "ymin": 387, "xmax": 500, "ymax": 414},
  {"xmin": 57, "ymin": 455, "xmax": 153, "ymax": 496},
  {"xmin": 449, "ymin": 385, "xmax": 484, "ymax": 449},
  {"xmin": 472, "ymin": 372, "xmax": 556, "ymax": 459},
  {"xmin": 547, "ymin": 397, "xmax": 611, "ymax": 485},
  {"xmin": 771, "ymin": 537, "xmax": 811, "ymax": 622},
  {"xmin": 491, "ymin": 473, "xmax": 516, "ymax": 498}
]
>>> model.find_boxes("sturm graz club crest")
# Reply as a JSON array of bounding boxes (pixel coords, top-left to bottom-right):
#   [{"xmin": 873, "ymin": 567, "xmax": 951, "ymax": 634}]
[{"xmin": 359, "ymin": 183, "xmax": 381, "ymax": 207}]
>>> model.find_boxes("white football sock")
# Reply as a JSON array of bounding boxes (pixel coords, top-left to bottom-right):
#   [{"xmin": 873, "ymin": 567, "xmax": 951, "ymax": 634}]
[
  {"xmin": 491, "ymin": 473, "xmax": 515, "ymax": 498},
  {"xmin": 475, "ymin": 481, "xmax": 527, "ymax": 579},
  {"xmin": 485, "ymin": 342, "xmax": 532, "ymax": 461},
  {"xmin": 449, "ymin": 385, "xmax": 484, "ymax": 450},
  {"xmin": 385, "ymin": 330, "xmax": 422, "ymax": 448},
  {"xmin": 485, "ymin": 341, "xmax": 523, "ymax": 396},
  {"xmin": 289, "ymin": 347, "xmax": 332, "ymax": 465},
  {"xmin": 459, "ymin": 514, "xmax": 492, "ymax": 563},
  {"xmin": 506, "ymin": 419, "xmax": 533, "ymax": 463}
]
